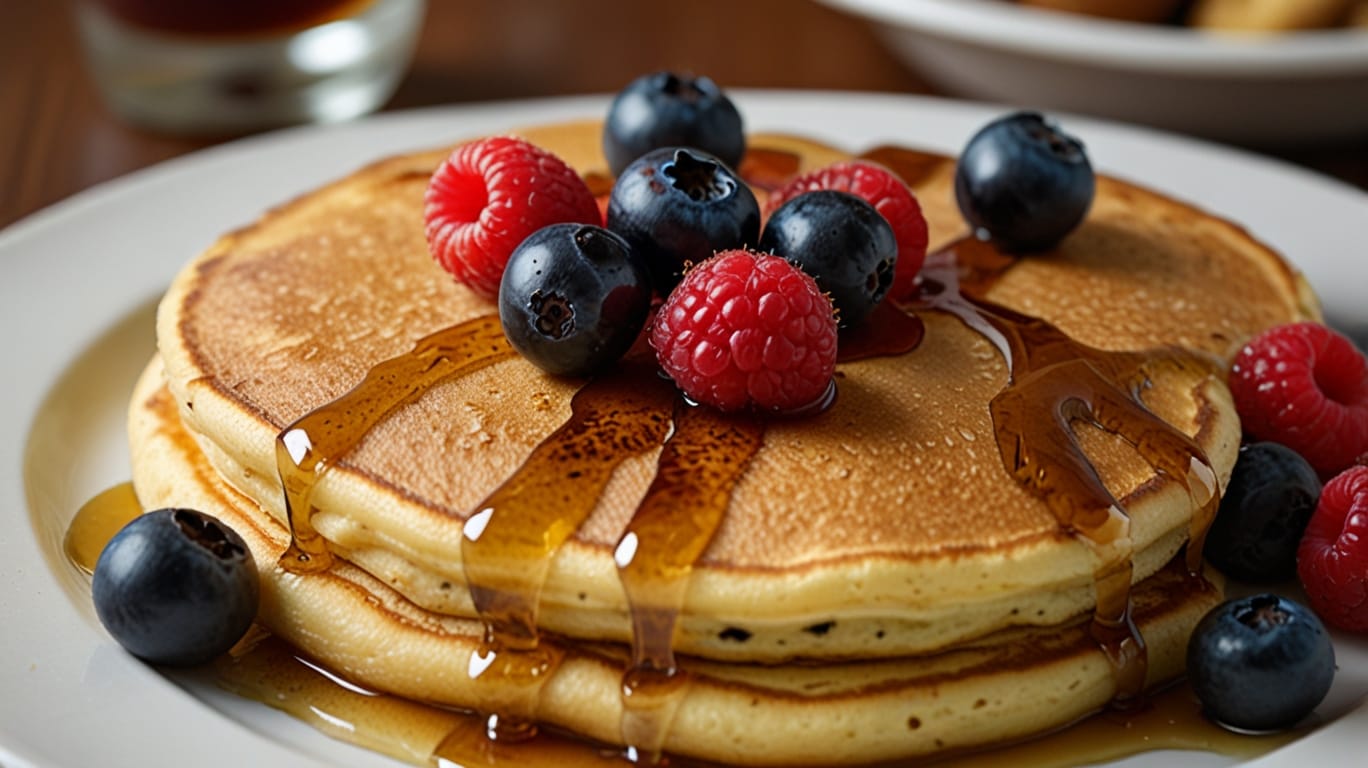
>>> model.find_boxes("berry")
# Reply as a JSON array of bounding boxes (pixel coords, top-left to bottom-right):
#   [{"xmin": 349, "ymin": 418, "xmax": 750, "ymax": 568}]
[
  {"xmin": 758, "ymin": 190, "xmax": 896, "ymax": 328},
  {"xmin": 602, "ymin": 71, "xmax": 745, "ymax": 178},
  {"xmin": 650, "ymin": 250, "xmax": 837, "ymax": 413},
  {"xmin": 1204, "ymin": 442, "xmax": 1321, "ymax": 582},
  {"xmin": 606, "ymin": 147, "xmax": 760, "ymax": 293},
  {"xmin": 1186, "ymin": 594, "xmax": 1335, "ymax": 732},
  {"xmin": 92, "ymin": 509, "xmax": 259, "ymax": 667},
  {"xmin": 498, "ymin": 224, "xmax": 651, "ymax": 377},
  {"xmin": 1229, "ymin": 322, "xmax": 1368, "ymax": 478},
  {"xmin": 425, "ymin": 136, "xmax": 601, "ymax": 300},
  {"xmin": 765, "ymin": 161, "xmax": 928, "ymax": 301},
  {"xmin": 1297, "ymin": 464, "xmax": 1368, "ymax": 633},
  {"xmin": 954, "ymin": 111, "xmax": 1094, "ymax": 253}
]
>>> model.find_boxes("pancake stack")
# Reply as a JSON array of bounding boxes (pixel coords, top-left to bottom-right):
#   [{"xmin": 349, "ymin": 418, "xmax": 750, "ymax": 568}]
[{"xmin": 129, "ymin": 120, "xmax": 1315, "ymax": 765}]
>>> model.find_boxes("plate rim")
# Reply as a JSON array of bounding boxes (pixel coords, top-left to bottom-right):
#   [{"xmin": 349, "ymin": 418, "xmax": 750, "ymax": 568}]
[{"xmin": 817, "ymin": 0, "xmax": 1368, "ymax": 74}]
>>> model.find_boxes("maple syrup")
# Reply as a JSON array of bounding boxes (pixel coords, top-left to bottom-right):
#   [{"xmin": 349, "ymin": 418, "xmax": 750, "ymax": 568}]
[
  {"xmin": 91, "ymin": 0, "xmax": 375, "ymax": 37},
  {"xmin": 202, "ymin": 630, "xmax": 1299, "ymax": 768},
  {"xmin": 459, "ymin": 365, "xmax": 675, "ymax": 737},
  {"xmin": 736, "ymin": 148, "xmax": 803, "ymax": 193},
  {"xmin": 276, "ymin": 316, "xmax": 514, "ymax": 572},
  {"xmin": 613, "ymin": 401, "xmax": 765, "ymax": 759},
  {"xmin": 838, "ymin": 300, "xmax": 925, "ymax": 362},
  {"xmin": 914, "ymin": 234, "xmax": 1222, "ymax": 700},
  {"xmin": 63, "ymin": 482, "xmax": 142, "ymax": 574}
]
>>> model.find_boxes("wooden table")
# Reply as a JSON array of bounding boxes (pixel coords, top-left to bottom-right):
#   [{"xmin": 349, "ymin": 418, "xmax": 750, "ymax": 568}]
[{"xmin": 2, "ymin": 0, "xmax": 1365, "ymax": 232}]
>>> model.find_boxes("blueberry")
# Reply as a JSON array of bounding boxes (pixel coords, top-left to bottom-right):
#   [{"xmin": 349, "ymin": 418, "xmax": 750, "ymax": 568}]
[
  {"xmin": 1187, "ymin": 594, "xmax": 1334, "ymax": 732},
  {"xmin": 499, "ymin": 223, "xmax": 651, "ymax": 376},
  {"xmin": 603, "ymin": 71, "xmax": 745, "ymax": 177},
  {"xmin": 954, "ymin": 111, "xmax": 1094, "ymax": 253},
  {"xmin": 758, "ymin": 190, "xmax": 896, "ymax": 328},
  {"xmin": 606, "ymin": 147, "xmax": 760, "ymax": 293},
  {"xmin": 1205, "ymin": 442, "xmax": 1321, "ymax": 582},
  {"xmin": 92, "ymin": 509, "xmax": 259, "ymax": 667}
]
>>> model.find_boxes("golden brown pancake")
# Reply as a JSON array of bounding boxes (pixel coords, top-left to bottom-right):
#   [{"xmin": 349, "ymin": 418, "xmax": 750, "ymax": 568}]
[
  {"xmin": 148, "ymin": 121, "xmax": 1311, "ymax": 662},
  {"xmin": 129, "ymin": 361, "xmax": 1223, "ymax": 766}
]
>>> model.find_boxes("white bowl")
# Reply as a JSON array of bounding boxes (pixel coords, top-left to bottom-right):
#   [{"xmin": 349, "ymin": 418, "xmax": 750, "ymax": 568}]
[{"xmin": 819, "ymin": 0, "xmax": 1368, "ymax": 144}]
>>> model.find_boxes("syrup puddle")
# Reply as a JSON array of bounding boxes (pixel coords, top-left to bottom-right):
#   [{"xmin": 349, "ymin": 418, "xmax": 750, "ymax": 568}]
[
  {"xmin": 205, "ymin": 629, "xmax": 1301, "ymax": 768},
  {"xmin": 64, "ymin": 481, "xmax": 141, "ymax": 574}
]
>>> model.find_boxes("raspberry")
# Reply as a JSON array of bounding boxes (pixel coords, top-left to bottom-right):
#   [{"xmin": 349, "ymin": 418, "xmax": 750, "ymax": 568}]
[
  {"xmin": 765, "ymin": 161, "xmax": 928, "ymax": 301},
  {"xmin": 1229, "ymin": 322, "xmax": 1368, "ymax": 478},
  {"xmin": 1297, "ymin": 465, "xmax": 1368, "ymax": 633},
  {"xmin": 650, "ymin": 250, "xmax": 837, "ymax": 413},
  {"xmin": 424, "ymin": 136, "xmax": 601, "ymax": 300}
]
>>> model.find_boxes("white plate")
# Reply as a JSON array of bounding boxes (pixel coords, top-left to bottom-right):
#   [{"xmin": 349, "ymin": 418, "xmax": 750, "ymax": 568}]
[
  {"xmin": 2, "ymin": 93, "xmax": 1367, "ymax": 768},
  {"xmin": 818, "ymin": 0, "xmax": 1368, "ymax": 144}
]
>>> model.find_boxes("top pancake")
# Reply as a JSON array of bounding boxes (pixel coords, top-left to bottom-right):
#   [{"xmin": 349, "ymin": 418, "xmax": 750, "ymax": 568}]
[{"xmin": 153, "ymin": 120, "xmax": 1315, "ymax": 661}]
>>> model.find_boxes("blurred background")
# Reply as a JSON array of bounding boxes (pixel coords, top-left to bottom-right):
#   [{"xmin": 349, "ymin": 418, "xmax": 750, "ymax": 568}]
[{"xmin": 3, "ymin": 0, "xmax": 1365, "ymax": 231}]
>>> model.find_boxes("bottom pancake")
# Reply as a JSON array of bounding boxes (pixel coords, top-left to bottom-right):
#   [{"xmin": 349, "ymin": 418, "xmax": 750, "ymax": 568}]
[{"xmin": 129, "ymin": 358, "xmax": 1223, "ymax": 766}]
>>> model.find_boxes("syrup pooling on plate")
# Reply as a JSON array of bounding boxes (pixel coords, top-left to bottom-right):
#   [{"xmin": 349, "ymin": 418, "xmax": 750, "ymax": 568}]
[
  {"xmin": 205, "ymin": 629, "xmax": 1299, "ymax": 768},
  {"xmin": 912, "ymin": 232, "xmax": 1223, "ymax": 700},
  {"xmin": 460, "ymin": 364, "xmax": 675, "ymax": 738},
  {"xmin": 64, "ymin": 482, "xmax": 143, "ymax": 574},
  {"xmin": 276, "ymin": 315, "xmax": 514, "ymax": 572}
]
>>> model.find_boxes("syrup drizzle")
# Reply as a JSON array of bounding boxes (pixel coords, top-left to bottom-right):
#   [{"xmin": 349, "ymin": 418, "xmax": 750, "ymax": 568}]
[
  {"xmin": 613, "ymin": 402, "xmax": 766, "ymax": 761},
  {"xmin": 459, "ymin": 364, "xmax": 675, "ymax": 739},
  {"xmin": 275, "ymin": 316, "xmax": 513, "ymax": 572},
  {"xmin": 914, "ymin": 235, "xmax": 1222, "ymax": 699}
]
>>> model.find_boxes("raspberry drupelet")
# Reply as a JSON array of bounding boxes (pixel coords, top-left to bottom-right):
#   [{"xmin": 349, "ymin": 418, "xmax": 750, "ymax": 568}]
[
  {"xmin": 650, "ymin": 250, "xmax": 838, "ymax": 413},
  {"xmin": 424, "ymin": 136, "xmax": 601, "ymax": 301},
  {"xmin": 1298, "ymin": 464, "xmax": 1368, "ymax": 633},
  {"xmin": 1228, "ymin": 322, "xmax": 1368, "ymax": 479}
]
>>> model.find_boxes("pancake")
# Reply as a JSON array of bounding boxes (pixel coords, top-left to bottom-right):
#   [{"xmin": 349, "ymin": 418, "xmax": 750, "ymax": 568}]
[
  {"xmin": 130, "ymin": 115, "xmax": 1321, "ymax": 765},
  {"xmin": 129, "ymin": 361, "xmax": 1224, "ymax": 766},
  {"xmin": 149, "ymin": 120, "xmax": 1312, "ymax": 662}
]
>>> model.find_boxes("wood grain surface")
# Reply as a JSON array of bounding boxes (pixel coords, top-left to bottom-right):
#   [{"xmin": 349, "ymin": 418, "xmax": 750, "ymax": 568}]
[{"xmin": 1, "ymin": 0, "xmax": 1363, "ymax": 231}]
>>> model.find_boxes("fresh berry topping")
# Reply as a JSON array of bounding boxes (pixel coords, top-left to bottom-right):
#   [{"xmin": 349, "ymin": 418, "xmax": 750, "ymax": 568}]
[
  {"xmin": 759, "ymin": 190, "xmax": 896, "ymax": 328},
  {"xmin": 606, "ymin": 147, "xmax": 760, "ymax": 293},
  {"xmin": 1229, "ymin": 322, "xmax": 1368, "ymax": 478},
  {"xmin": 602, "ymin": 71, "xmax": 745, "ymax": 178},
  {"xmin": 954, "ymin": 111, "xmax": 1094, "ymax": 253},
  {"xmin": 425, "ymin": 136, "xmax": 602, "ymax": 300},
  {"xmin": 1204, "ymin": 442, "xmax": 1321, "ymax": 582},
  {"xmin": 650, "ymin": 250, "xmax": 837, "ymax": 413},
  {"xmin": 1186, "ymin": 594, "xmax": 1335, "ymax": 732},
  {"xmin": 498, "ymin": 224, "xmax": 651, "ymax": 377},
  {"xmin": 765, "ymin": 161, "xmax": 928, "ymax": 301},
  {"xmin": 1297, "ymin": 464, "xmax": 1368, "ymax": 633},
  {"xmin": 93, "ymin": 509, "xmax": 259, "ymax": 667}
]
